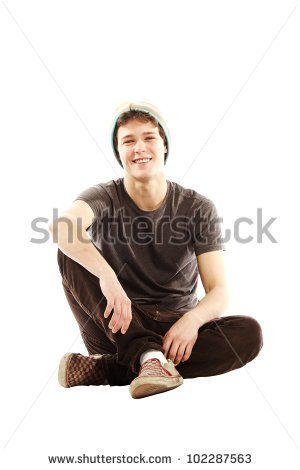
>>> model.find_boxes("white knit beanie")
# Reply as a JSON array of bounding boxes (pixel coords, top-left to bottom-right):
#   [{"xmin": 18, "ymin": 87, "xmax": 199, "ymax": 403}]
[{"xmin": 111, "ymin": 101, "xmax": 170, "ymax": 168}]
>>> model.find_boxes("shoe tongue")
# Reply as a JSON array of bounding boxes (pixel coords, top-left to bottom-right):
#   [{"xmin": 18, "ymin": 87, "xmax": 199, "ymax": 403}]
[
  {"xmin": 142, "ymin": 358, "xmax": 162, "ymax": 368},
  {"xmin": 142, "ymin": 358, "xmax": 161, "ymax": 370}
]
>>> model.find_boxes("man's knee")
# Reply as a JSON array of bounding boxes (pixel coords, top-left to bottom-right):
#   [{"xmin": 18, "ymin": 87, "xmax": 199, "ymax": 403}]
[{"xmin": 240, "ymin": 315, "xmax": 263, "ymax": 360}]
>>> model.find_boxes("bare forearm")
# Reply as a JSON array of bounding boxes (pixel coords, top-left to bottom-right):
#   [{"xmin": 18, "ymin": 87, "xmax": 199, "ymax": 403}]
[
  {"xmin": 189, "ymin": 286, "xmax": 229, "ymax": 328},
  {"xmin": 50, "ymin": 224, "xmax": 115, "ymax": 279}
]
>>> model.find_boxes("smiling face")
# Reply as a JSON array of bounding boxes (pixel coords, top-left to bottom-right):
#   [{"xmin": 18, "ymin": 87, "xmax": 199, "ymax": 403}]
[{"xmin": 117, "ymin": 119, "xmax": 167, "ymax": 178}]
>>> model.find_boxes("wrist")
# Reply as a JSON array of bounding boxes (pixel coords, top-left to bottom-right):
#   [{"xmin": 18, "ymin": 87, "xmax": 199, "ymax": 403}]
[
  {"xmin": 97, "ymin": 265, "xmax": 116, "ymax": 279},
  {"xmin": 186, "ymin": 309, "xmax": 206, "ymax": 329}
]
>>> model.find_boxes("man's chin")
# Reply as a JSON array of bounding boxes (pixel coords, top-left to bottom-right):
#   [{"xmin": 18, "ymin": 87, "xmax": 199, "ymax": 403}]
[
  {"xmin": 125, "ymin": 169, "xmax": 159, "ymax": 183},
  {"xmin": 124, "ymin": 162, "xmax": 165, "ymax": 181}
]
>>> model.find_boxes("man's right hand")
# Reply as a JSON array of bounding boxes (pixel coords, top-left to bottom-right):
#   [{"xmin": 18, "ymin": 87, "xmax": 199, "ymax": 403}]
[{"xmin": 99, "ymin": 270, "xmax": 132, "ymax": 335}]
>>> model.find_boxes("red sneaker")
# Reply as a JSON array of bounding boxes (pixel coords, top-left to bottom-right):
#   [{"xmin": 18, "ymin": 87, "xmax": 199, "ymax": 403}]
[{"xmin": 129, "ymin": 358, "xmax": 183, "ymax": 399}]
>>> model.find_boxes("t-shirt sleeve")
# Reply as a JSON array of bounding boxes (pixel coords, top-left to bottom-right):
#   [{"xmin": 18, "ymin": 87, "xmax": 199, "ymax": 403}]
[
  {"xmin": 73, "ymin": 184, "xmax": 111, "ymax": 219},
  {"xmin": 191, "ymin": 198, "xmax": 225, "ymax": 256}
]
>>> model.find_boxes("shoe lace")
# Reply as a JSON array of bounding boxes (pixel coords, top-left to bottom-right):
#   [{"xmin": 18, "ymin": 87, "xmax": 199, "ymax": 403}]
[{"xmin": 139, "ymin": 358, "xmax": 173, "ymax": 377}]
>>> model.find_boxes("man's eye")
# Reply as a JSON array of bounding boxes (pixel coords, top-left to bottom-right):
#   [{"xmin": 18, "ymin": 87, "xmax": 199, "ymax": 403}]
[
  {"xmin": 124, "ymin": 140, "xmax": 134, "ymax": 144},
  {"xmin": 145, "ymin": 137, "xmax": 154, "ymax": 140}
]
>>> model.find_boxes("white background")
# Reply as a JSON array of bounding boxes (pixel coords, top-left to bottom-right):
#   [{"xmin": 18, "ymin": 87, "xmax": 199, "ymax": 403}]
[{"xmin": 1, "ymin": 0, "xmax": 299, "ymax": 468}]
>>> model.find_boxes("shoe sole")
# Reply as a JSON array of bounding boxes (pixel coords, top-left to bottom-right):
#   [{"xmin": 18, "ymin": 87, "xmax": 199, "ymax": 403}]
[
  {"xmin": 130, "ymin": 376, "xmax": 183, "ymax": 399},
  {"xmin": 58, "ymin": 353, "xmax": 73, "ymax": 388}
]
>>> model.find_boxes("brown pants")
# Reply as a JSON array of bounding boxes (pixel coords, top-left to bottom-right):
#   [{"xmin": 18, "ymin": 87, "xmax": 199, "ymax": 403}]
[{"xmin": 57, "ymin": 249, "xmax": 263, "ymax": 386}]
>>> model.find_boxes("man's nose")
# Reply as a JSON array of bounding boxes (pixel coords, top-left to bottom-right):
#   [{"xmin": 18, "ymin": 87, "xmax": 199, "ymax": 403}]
[{"xmin": 133, "ymin": 139, "xmax": 146, "ymax": 152}]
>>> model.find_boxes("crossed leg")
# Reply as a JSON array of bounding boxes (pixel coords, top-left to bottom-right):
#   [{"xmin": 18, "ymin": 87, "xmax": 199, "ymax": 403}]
[{"xmin": 57, "ymin": 249, "xmax": 263, "ymax": 386}]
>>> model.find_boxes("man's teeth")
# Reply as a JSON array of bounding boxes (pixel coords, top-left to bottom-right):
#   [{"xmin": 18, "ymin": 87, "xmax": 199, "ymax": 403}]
[{"xmin": 134, "ymin": 158, "xmax": 151, "ymax": 163}]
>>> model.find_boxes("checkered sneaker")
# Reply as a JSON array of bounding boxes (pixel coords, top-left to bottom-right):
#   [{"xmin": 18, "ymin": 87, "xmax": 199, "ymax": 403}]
[{"xmin": 58, "ymin": 353, "xmax": 107, "ymax": 388}]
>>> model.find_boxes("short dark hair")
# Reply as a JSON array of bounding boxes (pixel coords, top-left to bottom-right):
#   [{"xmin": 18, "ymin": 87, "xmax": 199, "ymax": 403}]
[{"xmin": 112, "ymin": 109, "xmax": 168, "ymax": 165}]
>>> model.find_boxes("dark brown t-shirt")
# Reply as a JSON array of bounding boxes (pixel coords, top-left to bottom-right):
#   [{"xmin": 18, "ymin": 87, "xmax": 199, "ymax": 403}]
[{"xmin": 75, "ymin": 178, "xmax": 225, "ymax": 313}]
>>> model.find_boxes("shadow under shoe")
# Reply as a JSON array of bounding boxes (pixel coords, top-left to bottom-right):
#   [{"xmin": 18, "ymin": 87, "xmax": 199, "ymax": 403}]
[{"xmin": 58, "ymin": 353, "xmax": 108, "ymax": 387}]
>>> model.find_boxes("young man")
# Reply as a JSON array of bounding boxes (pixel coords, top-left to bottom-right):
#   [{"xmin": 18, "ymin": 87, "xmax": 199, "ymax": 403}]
[{"xmin": 49, "ymin": 101, "xmax": 263, "ymax": 399}]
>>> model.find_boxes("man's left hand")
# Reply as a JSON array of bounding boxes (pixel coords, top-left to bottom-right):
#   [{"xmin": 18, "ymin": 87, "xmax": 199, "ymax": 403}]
[{"xmin": 162, "ymin": 311, "xmax": 201, "ymax": 366}]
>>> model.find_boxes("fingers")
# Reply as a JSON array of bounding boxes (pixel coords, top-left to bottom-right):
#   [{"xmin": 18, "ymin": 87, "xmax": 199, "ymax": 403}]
[
  {"xmin": 182, "ymin": 343, "xmax": 193, "ymax": 362},
  {"xmin": 174, "ymin": 343, "xmax": 187, "ymax": 366},
  {"xmin": 163, "ymin": 335, "xmax": 172, "ymax": 359},
  {"xmin": 109, "ymin": 300, "xmax": 122, "ymax": 333},
  {"xmin": 100, "ymin": 277, "xmax": 132, "ymax": 334},
  {"xmin": 106, "ymin": 299, "xmax": 132, "ymax": 334},
  {"xmin": 121, "ymin": 300, "xmax": 132, "ymax": 334},
  {"xmin": 163, "ymin": 335, "xmax": 193, "ymax": 365},
  {"xmin": 166, "ymin": 341, "xmax": 180, "ymax": 364},
  {"xmin": 103, "ymin": 300, "xmax": 113, "ymax": 319}
]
